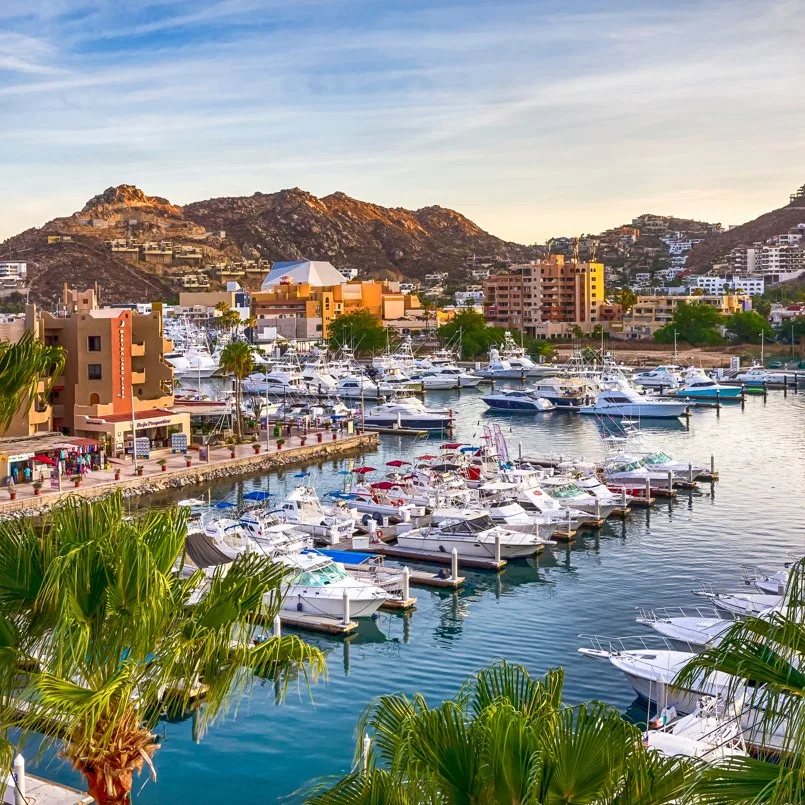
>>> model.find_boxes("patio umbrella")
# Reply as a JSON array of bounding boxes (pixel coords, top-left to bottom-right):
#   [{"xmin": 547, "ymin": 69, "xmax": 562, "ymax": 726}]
[
  {"xmin": 416, "ymin": 454, "xmax": 437, "ymax": 460},
  {"xmin": 213, "ymin": 500, "xmax": 238, "ymax": 509},
  {"xmin": 439, "ymin": 443, "xmax": 465, "ymax": 450},
  {"xmin": 243, "ymin": 491, "xmax": 272, "ymax": 502},
  {"xmin": 33, "ymin": 454, "xmax": 57, "ymax": 466},
  {"xmin": 352, "ymin": 467, "xmax": 377, "ymax": 474},
  {"xmin": 370, "ymin": 481, "xmax": 396, "ymax": 490},
  {"xmin": 386, "ymin": 460, "xmax": 411, "ymax": 467}
]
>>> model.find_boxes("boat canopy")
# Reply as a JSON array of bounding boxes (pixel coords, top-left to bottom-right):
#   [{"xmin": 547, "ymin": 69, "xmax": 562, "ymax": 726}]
[{"xmin": 441, "ymin": 514, "xmax": 496, "ymax": 534}]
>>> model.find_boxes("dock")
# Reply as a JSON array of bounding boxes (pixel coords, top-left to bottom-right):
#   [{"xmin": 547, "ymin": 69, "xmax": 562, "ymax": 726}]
[
  {"xmin": 359, "ymin": 543, "xmax": 506, "ymax": 571},
  {"xmin": 278, "ymin": 611, "xmax": 357, "ymax": 636},
  {"xmin": 362, "ymin": 425, "xmax": 430, "ymax": 437},
  {"xmin": 3, "ymin": 755, "xmax": 92, "ymax": 805}
]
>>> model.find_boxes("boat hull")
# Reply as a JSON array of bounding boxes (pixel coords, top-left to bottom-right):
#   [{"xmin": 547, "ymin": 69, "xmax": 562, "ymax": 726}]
[
  {"xmin": 675, "ymin": 387, "xmax": 742, "ymax": 399},
  {"xmin": 362, "ymin": 416, "xmax": 452, "ymax": 430},
  {"xmin": 395, "ymin": 535, "xmax": 540, "ymax": 559},
  {"xmin": 482, "ymin": 397, "xmax": 553, "ymax": 412},
  {"xmin": 282, "ymin": 587, "xmax": 385, "ymax": 618},
  {"xmin": 580, "ymin": 403, "xmax": 688, "ymax": 418}
]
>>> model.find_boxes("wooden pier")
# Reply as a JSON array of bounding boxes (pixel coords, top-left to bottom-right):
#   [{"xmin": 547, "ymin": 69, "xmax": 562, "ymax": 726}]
[
  {"xmin": 279, "ymin": 611, "xmax": 358, "ymax": 636},
  {"xmin": 362, "ymin": 425, "xmax": 430, "ymax": 437}
]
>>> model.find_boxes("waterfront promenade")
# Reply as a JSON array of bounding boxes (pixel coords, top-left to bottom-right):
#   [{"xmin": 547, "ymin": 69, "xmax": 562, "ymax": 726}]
[{"xmin": 0, "ymin": 430, "xmax": 379, "ymax": 516}]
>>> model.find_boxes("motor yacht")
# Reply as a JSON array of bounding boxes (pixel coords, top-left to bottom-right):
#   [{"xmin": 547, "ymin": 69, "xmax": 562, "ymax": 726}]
[
  {"xmin": 360, "ymin": 398, "xmax": 453, "ymax": 431},
  {"xmin": 278, "ymin": 549, "xmax": 388, "ymax": 618},
  {"xmin": 481, "ymin": 388, "xmax": 556, "ymax": 412},
  {"xmin": 526, "ymin": 377, "xmax": 589, "ymax": 409},
  {"xmin": 579, "ymin": 380, "xmax": 689, "ymax": 419},
  {"xmin": 538, "ymin": 477, "xmax": 618, "ymax": 519},
  {"xmin": 632, "ymin": 366, "xmax": 682, "ymax": 389},
  {"xmin": 673, "ymin": 368, "xmax": 742, "ymax": 400},
  {"xmin": 331, "ymin": 376, "xmax": 396, "ymax": 399},
  {"xmin": 242, "ymin": 369, "xmax": 308, "ymax": 395},
  {"xmin": 396, "ymin": 512, "xmax": 545, "ymax": 559},
  {"xmin": 275, "ymin": 486, "xmax": 356, "ymax": 545},
  {"xmin": 420, "ymin": 364, "xmax": 483, "ymax": 388},
  {"xmin": 635, "ymin": 605, "xmax": 737, "ymax": 651}
]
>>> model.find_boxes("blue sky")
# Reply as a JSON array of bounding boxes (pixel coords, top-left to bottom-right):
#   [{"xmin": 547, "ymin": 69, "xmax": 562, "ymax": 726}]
[{"xmin": 1, "ymin": 0, "xmax": 803, "ymax": 242}]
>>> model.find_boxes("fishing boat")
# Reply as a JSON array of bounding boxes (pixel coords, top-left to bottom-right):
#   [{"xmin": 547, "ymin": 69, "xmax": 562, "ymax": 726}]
[
  {"xmin": 635, "ymin": 605, "xmax": 737, "ymax": 651},
  {"xmin": 526, "ymin": 377, "xmax": 589, "ymax": 409},
  {"xmin": 408, "ymin": 372, "xmax": 458, "ymax": 391},
  {"xmin": 538, "ymin": 477, "xmax": 618, "ymax": 519},
  {"xmin": 632, "ymin": 366, "xmax": 682, "ymax": 389},
  {"xmin": 332, "ymin": 376, "xmax": 396, "ymax": 399},
  {"xmin": 360, "ymin": 398, "xmax": 453, "ymax": 431},
  {"xmin": 673, "ymin": 368, "xmax": 742, "ymax": 400},
  {"xmin": 275, "ymin": 486, "xmax": 356, "ymax": 545},
  {"xmin": 418, "ymin": 365, "xmax": 483, "ymax": 388},
  {"xmin": 579, "ymin": 381, "xmax": 689, "ymax": 419},
  {"xmin": 242, "ymin": 369, "xmax": 308, "ymax": 395},
  {"xmin": 396, "ymin": 512, "xmax": 546, "ymax": 559},
  {"xmin": 278, "ymin": 549, "xmax": 388, "ymax": 618},
  {"xmin": 481, "ymin": 388, "xmax": 556, "ymax": 412},
  {"xmin": 694, "ymin": 586, "xmax": 783, "ymax": 617}
]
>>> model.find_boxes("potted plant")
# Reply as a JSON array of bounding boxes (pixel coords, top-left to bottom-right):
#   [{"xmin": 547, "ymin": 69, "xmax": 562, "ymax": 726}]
[
  {"xmin": 252, "ymin": 443, "xmax": 261, "ymax": 454},
  {"xmin": 316, "ymin": 432, "xmax": 323, "ymax": 443},
  {"xmin": 32, "ymin": 480, "xmax": 43, "ymax": 496},
  {"xmin": 332, "ymin": 431, "xmax": 338, "ymax": 441},
  {"xmin": 230, "ymin": 446, "xmax": 237, "ymax": 459},
  {"xmin": 276, "ymin": 438, "xmax": 285, "ymax": 451},
  {"xmin": 157, "ymin": 458, "xmax": 168, "ymax": 472},
  {"xmin": 8, "ymin": 487, "xmax": 17, "ymax": 501},
  {"xmin": 300, "ymin": 436, "xmax": 306, "ymax": 446},
  {"xmin": 72, "ymin": 474, "xmax": 82, "ymax": 487},
  {"xmin": 114, "ymin": 468, "xmax": 121, "ymax": 481},
  {"xmin": 135, "ymin": 465, "xmax": 144, "ymax": 477},
  {"xmin": 185, "ymin": 456, "xmax": 192, "ymax": 468}
]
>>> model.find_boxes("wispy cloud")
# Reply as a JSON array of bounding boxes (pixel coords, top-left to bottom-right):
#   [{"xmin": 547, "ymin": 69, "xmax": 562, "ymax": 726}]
[{"xmin": 1, "ymin": 0, "xmax": 803, "ymax": 241}]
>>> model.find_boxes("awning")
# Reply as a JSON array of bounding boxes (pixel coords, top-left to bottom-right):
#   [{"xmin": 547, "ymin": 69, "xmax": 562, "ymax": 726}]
[{"xmin": 33, "ymin": 454, "xmax": 57, "ymax": 466}]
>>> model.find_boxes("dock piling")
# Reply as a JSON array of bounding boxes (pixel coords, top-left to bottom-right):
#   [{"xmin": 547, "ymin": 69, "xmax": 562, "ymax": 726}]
[
  {"xmin": 595, "ymin": 499, "xmax": 601, "ymax": 521},
  {"xmin": 342, "ymin": 590, "xmax": 350, "ymax": 625},
  {"xmin": 495, "ymin": 534, "xmax": 501, "ymax": 565},
  {"xmin": 13, "ymin": 754, "xmax": 25, "ymax": 805},
  {"xmin": 402, "ymin": 566, "xmax": 410, "ymax": 602},
  {"xmin": 362, "ymin": 733, "xmax": 371, "ymax": 772},
  {"xmin": 273, "ymin": 614, "xmax": 281, "ymax": 638},
  {"xmin": 710, "ymin": 454, "xmax": 715, "ymax": 475},
  {"xmin": 688, "ymin": 463, "xmax": 693, "ymax": 484},
  {"xmin": 645, "ymin": 477, "xmax": 651, "ymax": 501},
  {"xmin": 667, "ymin": 470, "xmax": 673, "ymax": 491},
  {"xmin": 451, "ymin": 548, "xmax": 459, "ymax": 582}
]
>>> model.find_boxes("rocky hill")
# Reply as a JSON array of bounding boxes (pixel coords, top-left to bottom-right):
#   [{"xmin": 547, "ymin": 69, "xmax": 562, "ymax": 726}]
[
  {"xmin": 0, "ymin": 185, "xmax": 536, "ymax": 307},
  {"xmin": 686, "ymin": 190, "xmax": 805, "ymax": 273},
  {"xmin": 182, "ymin": 188, "xmax": 534, "ymax": 277}
]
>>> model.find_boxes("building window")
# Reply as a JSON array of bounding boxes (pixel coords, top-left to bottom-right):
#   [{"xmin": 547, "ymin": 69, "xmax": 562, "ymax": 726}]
[
  {"xmin": 87, "ymin": 335, "xmax": 101, "ymax": 352},
  {"xmin": 88, "ymin": 364, "xmax": 102, "ymax": 380}
]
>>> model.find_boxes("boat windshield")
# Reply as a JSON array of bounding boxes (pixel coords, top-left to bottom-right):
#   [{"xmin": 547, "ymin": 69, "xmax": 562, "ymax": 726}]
[
  {"xmin": 441, "ymin": 515, "xmax": 496, "ymax": 534},
  {"xmin": 613, "ymin": 460, "xmax": 644, "ymax": 472},
  {"xmin": 297, "ymin": 563, "xmax": 348, "ymax": 586},
  {"xmin": 643, "ymin": 452, "xmax": 672, "ymax": 465},
  {"xmin": 550, "ymin": 483, "xmax": 584, "ymax": 499}
]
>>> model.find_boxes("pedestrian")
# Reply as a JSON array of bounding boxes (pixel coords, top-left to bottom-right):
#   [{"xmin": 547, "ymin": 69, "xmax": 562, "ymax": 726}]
[{"xmin": 23, "ymin": 465, "xmax": 31, "ymax": 484}]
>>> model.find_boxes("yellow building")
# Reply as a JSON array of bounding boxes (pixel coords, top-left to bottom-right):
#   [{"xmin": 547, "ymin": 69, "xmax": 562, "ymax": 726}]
[{"xmin": 614, "ymin": 294, "xmax": 750, "ymax": 339}]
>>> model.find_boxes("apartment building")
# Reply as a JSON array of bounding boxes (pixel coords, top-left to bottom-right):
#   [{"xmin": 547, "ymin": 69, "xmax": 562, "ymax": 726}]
[
  {"xmin": 482, "ymin": 257, "xmax": 604, "ymax": 336},
  {"xmin": 0, "ymin": 262, "xmax": 27, "ymax": 286},
  {"xmin": 614, "ymin": 294, "xmax": 750, "ymax": 339},
  {"xmin": 690, "ymin": 275, "xmax": 765, "ymax": 296},
  {"xmin": 29, "ymin": 288, "xmax": 188, "ymax": 450}
]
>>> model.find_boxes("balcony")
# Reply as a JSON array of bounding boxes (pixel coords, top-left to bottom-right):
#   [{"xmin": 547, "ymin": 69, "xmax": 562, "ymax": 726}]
[
  {"xmin": 29, "ymin": 403, "xmax": 51, "ymax": 425},
  {"xmin": 131, "ymin": 370, "xmax": 146, "ymax": 385},
  {"xmin": 51, "ymin": 405, "xmax": 65, "ymax": 420},
  {"xmin": 131, "ymin": 341, "xmax": 145, "ymax": 357}
]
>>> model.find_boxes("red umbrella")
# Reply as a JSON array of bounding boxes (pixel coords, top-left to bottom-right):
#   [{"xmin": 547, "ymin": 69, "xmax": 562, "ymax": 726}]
[
  {"xmin": 416, "ymin": 454, "xmax": 437, "ymax": 460},
  {"xmin": 370, "ymin": 481, "xmax": 396, "ymax": 490},
  {"xmin": 440, "ymin": 443, "xmax": 465, "ymax": 449},
  {"xmin": 386, "ymin": 460, "xmax": 411, "ymax": 467},
  {"xmin": 34, "ymin": 454, "xmax": 57, "ymax": 466},
  {"xmin": 352, "ymin": 467, "xmax": 377, "ymax": 474}
]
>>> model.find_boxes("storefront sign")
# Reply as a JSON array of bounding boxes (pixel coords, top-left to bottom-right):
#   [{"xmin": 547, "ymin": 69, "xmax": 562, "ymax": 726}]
[
  {"xmin": 138, "ymin": 417, "xmax": 173, "ymax": 428},
  {"xmin": 7, "ymin": 453, "xmax": 33, "ymax": 462}
]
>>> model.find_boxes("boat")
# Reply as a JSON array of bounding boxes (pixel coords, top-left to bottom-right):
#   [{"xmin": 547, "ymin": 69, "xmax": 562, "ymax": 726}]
[
  {"xmin": 360, "ymin": 398, "xmax": 453, "ymax": 431},
  {"xmin": 731, "ymin": 365, "xmax": 783, "ymax": 386},
  {"xmin": 242, "ymin": 369, "xmax": 308, "ymax": 395},
  {"xmin": 742, "ymin": 565, "xmax": 789, "ymax": 595},
  {"xmin": 636, "ymin": 605, "xmax": 737, "ymax": 651},
  {"xmin": 481, "ymin": 388, "xmax": 556, "ymax": 412},
  {"xmin": 396, "ymin": 512, "xmax": 546, "ymax": 559},
  {"xmin": 537, "ymin": 477, "xmax": 618, "ymax": 519},
  {"xmin": 278, "ymin": 549, "xmax": 388, "ymax": 618},
  {"xmin": 632, "ymin": 366, "xmax": 682, "ymax": 389},
  {"xmin": 301, "ymin": 356, "xmax": 340, "ymax": 392},
  {"xmin": 526, "ymin": 377, "xmax": 589, "ymax": 409},
  {"xmin": 238, "ymin": 509, "xmax": 313, "ymax": 554},
  {"xmin": 695, "ymin": 587, "xmax": 783, "ymax": 617},
  {"xmin": 579, "ymin": 380, "xmax": 689, "ymax": 419},
  {"xmin": 644, "ymin": 695, "xmax": 748, "ymax": 761},
  {"xmin": 418, "ymin": 365, "xmax": 483, "ymax": 388},
  {"xmin": 408, "ymin": 372, "xmax": 458, "ymax": 391},
  {"xmin": 673, "ymin": 368, "xmax": 743, "ymax": 400},
  {"xmin": 332, "ymin": 376, "xmax": 396, "ymax": 399},
  {"xmin": 167, "ymin": 340, "xmax": 217, "ymax": 379},
  {"xmin": 437, "ymin": 492, "xmax": 559, "ymax": 538},
  {"xmin": 275, "ymin": 486, "xmax": 356, "ymax": 545}
]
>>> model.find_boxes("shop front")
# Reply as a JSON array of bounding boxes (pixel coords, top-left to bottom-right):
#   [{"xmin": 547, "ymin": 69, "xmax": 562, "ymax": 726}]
[{"xmin": 74, "ymin": 409, "xmax": 191, "ymax": 458}]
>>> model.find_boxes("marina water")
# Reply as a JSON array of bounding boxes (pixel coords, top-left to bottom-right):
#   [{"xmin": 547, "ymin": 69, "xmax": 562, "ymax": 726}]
[{"xmin": 27, "ymin": 386, "xmax": 805, "ymax": 802}]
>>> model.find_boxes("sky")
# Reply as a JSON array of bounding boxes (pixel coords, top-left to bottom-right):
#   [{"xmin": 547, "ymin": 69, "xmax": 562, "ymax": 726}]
[{"xmin": 0, "ymin": 0, "xmax": 803, "ymax": 243}]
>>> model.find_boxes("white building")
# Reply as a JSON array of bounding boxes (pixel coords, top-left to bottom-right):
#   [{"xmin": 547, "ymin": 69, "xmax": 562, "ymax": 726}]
[
  {"xmin": 399, "ymin": 282, "xmax": 417, "ymax": 294},
  {"xmin": 0, "ymin": 262, "xmax": 27, "ymax": 284},
  {"xmin": 341, "ymin": 268, "xmax": 359, "ymax": 281},
  {"xmin": 455, "ymin": 290, "xmax": 484, "ymax": 306},
  {"xmin": 424, "ymin": 272, "xmax": 448, "ymax": 285},
  {"xmin": 691, "ymin": 275, "xmax": 765, "ymax": 296}
]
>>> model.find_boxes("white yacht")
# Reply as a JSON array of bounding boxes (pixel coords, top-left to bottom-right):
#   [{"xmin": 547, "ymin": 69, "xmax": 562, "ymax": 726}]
[
  {"xmin": 434, "ymin": 496, "xmax": 555, "ymax": 539},
  {"xmin": 332, "ymin": 376, "xmax": 396, "ymax": 399},
  {"xmin": 360, "ymin": 398, "xmax": 453, "ymax": 431},
  {"xmin": 674, "ymin": 368, "xmax": 742, "ymax": 400},
  {"xmin": 407, "ymin": 372, "xmax": 457, "ymax": 391},
  {"xmin": 420, "ymin": 365, "xmax": 483, "ymax": 388},
  {"xmin": 527, "ymin": 377, "xmax": 589, "ymax": 409},
  {"xmin": 732, "ymin": 364, "xmax": 792, "ymax": 386},
  {"xmin": 396, "ymin": 512, "xmax": 545, "ymax": 559},
  {"xmin": 278, "ymin": 549, "xmax": 388, "ymax": 618},
  {"xmin": 275, "ymin": 486, "xmax": 356, "ymax": 545},
  {"xmin": 632, "ymin": 365, "xmax": 682, "ymax": 389},
  {"xmin": 538, "ymin": 477, "xmax": 618, "ymax": 519},
  {"xmin": 242, "ymin": 369, "xmax": 308, "ymax": 395},
  {"xmin": 636, "ymin": 605, "xmax": 737, "ymax": 651},
  {"xmin": 302, "ymin": 356, "xmax": 339, "ymax": 392},
  {"xmin": 238, "ymin": 509, "xmax": 313, "ymax": 555},
  {"xmin": 168, "ymin": 340, "xmax": 217, "ymax": 379},
  {"xmin": 579, "ymin": 380, "xmax": 689, "ymax": 419}
]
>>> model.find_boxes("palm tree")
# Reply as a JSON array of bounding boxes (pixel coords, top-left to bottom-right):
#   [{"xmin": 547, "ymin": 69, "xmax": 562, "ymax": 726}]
[
  {"xmin": 0, "ymin": 331, "xmax": 65, "ymax": 431},
  {"xmin": 0, "ymin": 493, "xmax": 325, "ymax": 805},
  {"xmin": 219, "ymin": 340, "xmax": 254, "ymax": 438},
  {"xmin": 306, "ymin": 661, "xmax": 696, "ymax": 804},
  {"xmin": 678, "ymin": 559, "xmax": 805, "ymax": 804}
]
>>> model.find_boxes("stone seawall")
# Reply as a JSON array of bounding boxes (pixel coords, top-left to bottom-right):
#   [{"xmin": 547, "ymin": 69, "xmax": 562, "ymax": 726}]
[{"xmin": 0, "ymin": 433, "xmax": 379, "ymax": 520}]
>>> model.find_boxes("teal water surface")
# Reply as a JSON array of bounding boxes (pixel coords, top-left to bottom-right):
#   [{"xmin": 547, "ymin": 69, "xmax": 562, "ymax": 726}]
[{"xmin": 27, "ymin": 387, "xmax": 805, "ymax": 802}]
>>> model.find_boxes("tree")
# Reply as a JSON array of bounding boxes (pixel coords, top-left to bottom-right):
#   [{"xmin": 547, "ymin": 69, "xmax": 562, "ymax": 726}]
[
  {"xmin": 753, "ymin": 296, "xmax": 772, "ymax": 319},
  {"xmin": 654, "ymin": 302, "xmax": 725, "ymax": 346},
  {"xmin": 612, "ymin": 287, "xmax": 638, "ymax": 315},
  {"xmin": 306, "ymin": 661, "xmax": 696, "ymax": 804},
  {"xmin": 725, "ymin": 310, "xmax": 773, "ymax": 344},
  {"xmin": 327, "ymin": 309, "xmax": 388, "ymax": 354},
  {"xmin": 437, "ymin": 310, "xmax": 554, "ymax": 361},
  {"xmin": 0, "ymin": 331, "xmax": 65, "ymax": 432},
  {"xmin": 219, "ymin": 341, "xmax": 254, "ymax": 438},
  {"xmin": 678, "ymin": 560, "xmax": 805, "ymax": 804},
  {"xmin": 421, "ymin": 300, "xmax": 436, "ymax": 332},
  {"xmin": 0, "ymin": 494, "xmax": 324, "ymax": 804}
]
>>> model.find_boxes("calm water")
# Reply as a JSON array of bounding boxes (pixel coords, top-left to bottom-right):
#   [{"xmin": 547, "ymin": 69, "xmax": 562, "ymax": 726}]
[{"xmin": 28, "ymin": 386, "xmax": 805, "ymax": 802}]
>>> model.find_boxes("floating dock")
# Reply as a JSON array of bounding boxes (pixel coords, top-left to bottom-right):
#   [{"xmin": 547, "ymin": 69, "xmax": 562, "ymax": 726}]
[
  {"xmin": 362, "ymin": 425, "xmax": 430, "ymax": 437},
  {"xmin": 278, "ymin": 611, "xmax": 358, "ymax": 636}
]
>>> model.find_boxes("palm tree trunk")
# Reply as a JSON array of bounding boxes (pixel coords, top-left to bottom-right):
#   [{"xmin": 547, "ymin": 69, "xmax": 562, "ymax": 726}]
[{"xmin": 236, "ymin": 379, "xmax": 244, "ymax": 438}]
